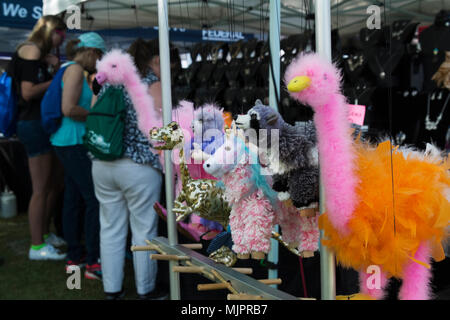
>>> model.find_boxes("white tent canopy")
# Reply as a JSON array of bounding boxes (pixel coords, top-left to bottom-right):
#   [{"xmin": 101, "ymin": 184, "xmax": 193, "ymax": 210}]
[
  {"xmin": 1, "ymin": 1, "xmax": 447, "ymax": 54},
  {"xmin": 42, "ymin": 0, "xmax": 447, "ymax": 36}
]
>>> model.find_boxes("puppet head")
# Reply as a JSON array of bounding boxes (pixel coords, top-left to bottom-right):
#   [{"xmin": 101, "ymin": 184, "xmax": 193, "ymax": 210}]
[
  {"xmin": 235, "ymin": 100, "xmax": 284, "ymax": 131},
  {"xmin": 203, "ymin": 131, "xmax": 248, "ymax": 178},
  {"xmin": 150, "ymin": 121, "xmax": 184, "ymax": 150},
  {"xmin": 95, "ymin": 49, "xmax": 138, "ymax": 86},
  {"xmin": 192, "ymin": 103, "xmax": 225, "ymax": 142},
  {"xmin": 284, "ymin": 53, "xmax": 342, "ymax": 108}
]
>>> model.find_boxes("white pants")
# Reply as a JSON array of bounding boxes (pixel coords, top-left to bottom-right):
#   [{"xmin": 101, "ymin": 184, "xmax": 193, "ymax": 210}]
[{"xmin": 92, "ymin": 158, "xmax": 162, "ymax": 294}]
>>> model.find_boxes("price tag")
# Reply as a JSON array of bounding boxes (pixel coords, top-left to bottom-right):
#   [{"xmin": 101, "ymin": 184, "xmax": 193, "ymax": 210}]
[{"xmin": 348, "ymin": 104, "xmax": 366, "ymax": 126}]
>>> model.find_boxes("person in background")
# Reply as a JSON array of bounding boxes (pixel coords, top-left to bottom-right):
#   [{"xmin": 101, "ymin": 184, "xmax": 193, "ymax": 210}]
[
  {"xmin": 10, "ymin": 15, "xmax": 67, "ymax": 260},
  {"xmin": 51, "ymin": 32, "xmax": 105, "ymax": 280},
  {"xmin": 145, "ymin": 39, "xmax": 181, "ymax": 113},
  {"xmin": 91, "ymin": 38, "xmax": 166, "ymax": 300}
]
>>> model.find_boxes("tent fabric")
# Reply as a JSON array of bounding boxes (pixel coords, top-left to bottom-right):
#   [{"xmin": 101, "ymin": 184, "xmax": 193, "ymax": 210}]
[{"xmin": 41, "ymin": 0, "xmax": 446, "ymax": 36}]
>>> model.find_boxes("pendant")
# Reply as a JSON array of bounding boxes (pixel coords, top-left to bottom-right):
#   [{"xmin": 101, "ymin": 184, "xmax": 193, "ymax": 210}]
[
  {"xmin": 425, "ymin": 114, "xmax": 442, "ymax": 131},
  {"xmin": 433, "ymin": 48, "xmax": 439, "ymax": 63}
]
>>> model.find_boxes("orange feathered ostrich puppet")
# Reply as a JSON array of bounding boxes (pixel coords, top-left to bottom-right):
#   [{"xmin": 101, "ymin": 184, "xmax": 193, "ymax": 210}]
[{"xmin": 285, "ymin": 53, "xmax": 450, "ymax": 300}]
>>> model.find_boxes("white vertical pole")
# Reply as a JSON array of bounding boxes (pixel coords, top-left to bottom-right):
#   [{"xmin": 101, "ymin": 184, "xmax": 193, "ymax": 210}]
[
  {"xmin": 158, "ymin": 0, "xmax": 180, "ymax": 300},
  {"xmin": 314, "ymin": 0, "xmax": 336, "ymax": 300},
  {"xmin": 268, "ymin": 0, "xmax": 280, "ymax": 287}
]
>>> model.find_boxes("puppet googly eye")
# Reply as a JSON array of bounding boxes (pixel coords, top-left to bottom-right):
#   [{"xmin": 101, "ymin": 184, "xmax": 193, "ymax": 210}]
[
  {"xmin": 225, "ymin": 146, "xmax": 231, "ymax": 151},
  {"xmin": 111, "ymin": 64, "xmax": 117, "ymax": 68}
]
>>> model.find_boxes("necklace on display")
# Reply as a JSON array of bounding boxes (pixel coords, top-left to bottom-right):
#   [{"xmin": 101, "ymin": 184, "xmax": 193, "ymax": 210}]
[
  {"xmin": 392, "ymin": 21, "xmax": 409, "ymax": 40},
  {"xmin": 425, "ymin": 91, "xmax": 450, "ymax": 130},
  {"xmin": 352, "ymin": 84, "xmax": 370, "ymax": 105},
  {"xmin": 372, "ymin": 54, "xmax": 386, "ymax": 80}
]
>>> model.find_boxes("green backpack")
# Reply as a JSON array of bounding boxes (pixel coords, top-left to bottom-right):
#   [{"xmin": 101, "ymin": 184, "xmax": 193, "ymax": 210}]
[{"xmin": 83, "ymin": 86, "xmax": 126, "ymax": 160}]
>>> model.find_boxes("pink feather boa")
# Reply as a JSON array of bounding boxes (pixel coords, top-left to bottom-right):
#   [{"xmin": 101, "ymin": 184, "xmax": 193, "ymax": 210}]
[
  {"xmin": 96, "ymin": 49, "xmax": 162, "ymax": 137},
  {"xmin": 285, "ymin": 53, "xmax": 358, "ymax": 234}
]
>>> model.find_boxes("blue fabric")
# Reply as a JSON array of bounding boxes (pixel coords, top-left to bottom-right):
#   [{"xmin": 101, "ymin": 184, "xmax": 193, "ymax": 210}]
[
  {"xmin": 16, "ymin": 120, "xmax": 52, "ymax": 157},
  {"xmin": 0, "ymin": 71, "xmax": 17, "ymax": 137},
  {"xmin": 54, "ymin": 144, "xmax": 100, "ymax": 265},
  {"xmin": 206, "ymin": 230, "xmax": 234, "ymax": 254},
  {"xmin": 41, "ymin": 62, "xmax": 76, "ymax": 134},
  {"xmin": 77, "ymin": 32, "xmax": 106, "ymax": 52},
  {"xmin": 50, "ymin": 65, "xmax": 93, "ymax": 147},
  {"xmin": 240, "ymin": 138, "xmax": 279, "ymax": 209}
]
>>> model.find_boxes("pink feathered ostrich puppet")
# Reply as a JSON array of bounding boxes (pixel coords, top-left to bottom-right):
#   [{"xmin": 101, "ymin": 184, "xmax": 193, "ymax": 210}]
[
  {"xmin": 95, "ymin": 50, "xmax": 203, "ymax": 240},
  {"xmin": 285, "ymin": 53, "xmax": 450, "ymax": 300},
  {"xmin": 95, "ymin": 49, "xmax": 162, "ymax": 136},
  {"xmin": 95, "ymin": 49, "xmax": 195, "ymax": 184}
]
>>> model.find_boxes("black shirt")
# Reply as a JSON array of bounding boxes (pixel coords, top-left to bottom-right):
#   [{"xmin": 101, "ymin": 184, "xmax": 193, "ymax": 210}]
[{"xmin": 10, "ymin": 53, "xmax": 52, "ymax": 121}]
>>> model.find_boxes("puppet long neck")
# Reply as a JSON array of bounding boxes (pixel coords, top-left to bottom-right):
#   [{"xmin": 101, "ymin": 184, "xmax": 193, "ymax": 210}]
[
  {"xmin": 124, "ymin": 73, "xmax": 162, "ymax": 139},
  {"xmin": 178, "ymin": 147, "xmax": 190, "ymax": 188},
  {"xmin": 313, "ymin": 93, "xmax": 357, "ymax": 234}
]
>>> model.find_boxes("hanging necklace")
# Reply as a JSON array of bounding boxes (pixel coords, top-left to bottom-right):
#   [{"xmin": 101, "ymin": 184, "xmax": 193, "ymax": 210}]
[
  {"xmin": 352, "ymin": 84, "xmax": 370, "ymax": 105},
  {"xmin": 425, "ymin": 91, "xmax": 450, "ymax": 130},
  {"xmin": 372, "ymin": 53, "xmax": 386, "ymax": 80},
  {"xmin": 392, "ymin": 21, "xmax": 409, "ymax": 41},
  {"xmin": 347, "ymin": 54, "xmax": 365, "ymax": 72}
]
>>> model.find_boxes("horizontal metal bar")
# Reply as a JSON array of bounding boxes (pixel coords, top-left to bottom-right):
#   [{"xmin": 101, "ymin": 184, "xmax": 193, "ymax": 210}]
[{"xmin": 151, "ymin": 236, "xmax": 298, "ymax": 300}]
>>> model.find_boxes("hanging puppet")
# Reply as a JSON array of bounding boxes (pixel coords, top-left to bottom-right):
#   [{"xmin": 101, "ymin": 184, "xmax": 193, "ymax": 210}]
[
  {"xmin": 188, "ymin": 103, "xmax": 227, "ymax": 239},
  {"xmin": 285, "ymin": 52, "xmax": 450, "ymax": 300},
  {"xmin": 235, "ymin": 100, "xmax": 320, "ymax": 216},
  {"xmin": 203, "ymin": 128, "xmax": 278, "ymax": 259},
  {"xmin": 95, "ymin": 50, "xmax": 206, "ymax": 239},
  {"xmin": 150, "ymin": 121, "xmax": 231, "ymax": 228},
  {"xmin": 203, "ymin": 126, "xmax": 319, "ymax": 259}
]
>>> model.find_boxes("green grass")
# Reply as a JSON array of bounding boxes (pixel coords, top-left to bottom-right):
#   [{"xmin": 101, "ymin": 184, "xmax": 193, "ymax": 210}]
[{"xmin": 0, "ymin": 214, "xmax": 136, "ymax": 300}]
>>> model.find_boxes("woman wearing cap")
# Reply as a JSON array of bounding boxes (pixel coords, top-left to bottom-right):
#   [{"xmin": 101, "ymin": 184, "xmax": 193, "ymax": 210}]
[
  {"xmin": 11, "ymin": 15, "xmax": 67, "ymax": 261},
  {"xmin": 50, "ymin": 32, "xmax": 106, "ymax": 280}
]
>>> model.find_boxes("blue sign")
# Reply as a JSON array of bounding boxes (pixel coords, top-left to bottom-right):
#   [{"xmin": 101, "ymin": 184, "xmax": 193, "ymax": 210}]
[
  {"xmin": 0, "ymin": 0, "xmax": 42, "ymax": 29},
  {"xmin": 78, "ymin": 27, "xmax": 254, "ymax": 43}
]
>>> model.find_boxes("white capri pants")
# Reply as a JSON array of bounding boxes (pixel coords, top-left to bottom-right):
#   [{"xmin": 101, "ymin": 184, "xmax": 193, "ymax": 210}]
[{"xmin": 92, "ymin": 158, "xmax": 162, "ymax": 295}]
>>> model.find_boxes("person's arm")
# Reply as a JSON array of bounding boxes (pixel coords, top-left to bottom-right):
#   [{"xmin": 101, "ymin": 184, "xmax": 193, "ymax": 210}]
[
  {"xmin": 148, "ymin": 81, "xmax": 162, "ymax": 116},
  {"xmin": 18, "ymin": 44, "xmax": 52, "ymax": 102},
  {"xmin": 21, "ymin": 80, "xmax": 52, "ymax": 102},
  {"xmin": 61, "ymin": 64, "xmax": 89, "ymax": 121}
]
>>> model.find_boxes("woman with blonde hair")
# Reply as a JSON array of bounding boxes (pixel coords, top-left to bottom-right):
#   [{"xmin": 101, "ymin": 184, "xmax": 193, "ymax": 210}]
[{"xmin": 8, "ymin": 15, "xmax": 67, "ymax": 260}]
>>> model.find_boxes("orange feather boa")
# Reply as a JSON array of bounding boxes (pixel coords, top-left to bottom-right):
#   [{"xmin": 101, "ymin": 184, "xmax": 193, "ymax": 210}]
[{"xmin": 319, "ymin": 140, "xmax": 450, "ymax": 278}]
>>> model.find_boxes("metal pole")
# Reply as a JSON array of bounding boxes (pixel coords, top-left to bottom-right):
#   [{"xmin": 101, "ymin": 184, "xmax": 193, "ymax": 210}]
[
  {"xmin": 267, "ymin": 0, "xmax": 280, "ymax": 287},
  {"xmin": 157, "ymin": 0, "xmax": 180, "ymax": 300},
  {"xmin": 314, "ymin": 0, "xmax": 336, "ymax": 301}
]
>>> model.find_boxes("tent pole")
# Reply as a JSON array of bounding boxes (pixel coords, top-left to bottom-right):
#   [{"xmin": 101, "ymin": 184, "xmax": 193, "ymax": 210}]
[
  {"xmin": 157, "ymin": 0, "xmax": 180, "ymax": 300},
  {"xmin": 314, "ymin": 0, "xmax": 336, "ymax": 301},
  {"xmin": 267, "ymin": 0, "xmax": 280, "ymax": 287}
]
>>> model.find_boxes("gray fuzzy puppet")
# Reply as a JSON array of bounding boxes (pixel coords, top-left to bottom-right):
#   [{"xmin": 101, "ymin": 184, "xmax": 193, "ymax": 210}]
[{"xmin": 235, "ymin": 100, "xmax": 319, "ymax": 208}]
